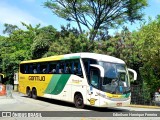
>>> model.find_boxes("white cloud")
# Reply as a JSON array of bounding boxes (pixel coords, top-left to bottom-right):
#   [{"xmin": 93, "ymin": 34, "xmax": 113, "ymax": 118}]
[{"xmin": 0, "ymin": 2, "xmax": 46, "ymax": 28}]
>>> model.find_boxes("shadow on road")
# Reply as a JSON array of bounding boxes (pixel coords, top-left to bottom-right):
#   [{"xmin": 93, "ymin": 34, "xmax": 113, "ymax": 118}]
[{"xmin": 22, "ymin": 95, "xmax": 130, "ymax": 112}]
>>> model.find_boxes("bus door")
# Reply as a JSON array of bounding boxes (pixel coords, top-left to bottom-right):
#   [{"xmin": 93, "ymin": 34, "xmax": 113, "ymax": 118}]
[{"xmin": 87, "ymin": 68, "xmax": 100, "ymax": 107}]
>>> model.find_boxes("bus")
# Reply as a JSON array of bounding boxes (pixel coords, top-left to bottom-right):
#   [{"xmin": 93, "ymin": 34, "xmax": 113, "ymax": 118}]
[
  {"xmin": 18, "ymin": 53, "xmax": 137, "ymax": 108},
  {"xmin": 0, "ymin": 73, "xmax": 4, "ymax": 84}
]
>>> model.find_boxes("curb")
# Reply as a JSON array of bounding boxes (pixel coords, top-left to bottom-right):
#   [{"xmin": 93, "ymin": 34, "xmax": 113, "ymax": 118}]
[{"xmin": 128, "ymin": 105, "xmax": 160, "ymax": 109}]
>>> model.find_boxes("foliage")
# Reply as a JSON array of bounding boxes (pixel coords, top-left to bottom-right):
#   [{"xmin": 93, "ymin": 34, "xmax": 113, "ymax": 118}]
[
  {"xmin": 45, "ymin": 33, "xmax": 90, "ymax": 56},
  {"xmin": 3, "ymin": 23, "xmax": 19, "ymax": 35},
  {"xmin": 134, "ymin": 17, "xmax": 160, "ymax": 95},
  {"xmin": 31, "ymin": 25, "xmax": 57, "ymax": 59},
  {"xmin": 0, "ymin": 14, "xmax": 160, "ymax": 105},
  {"xmin": 44, "ymin": 0, "xmax": 147, "ymax": 40},
  {"xmin": 0, "ymin": 23, "xmax": 41, "ymax": 82}
]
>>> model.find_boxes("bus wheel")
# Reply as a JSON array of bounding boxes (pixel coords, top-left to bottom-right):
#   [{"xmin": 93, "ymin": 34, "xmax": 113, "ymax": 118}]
[
  {"xmin": 32, "ymin": 88, "xmax": 37, "ymax": 99},
  {"xmin": 26, "ymin": 87, "xmax": 32, "ymax": 98},
  {"xmin": 74, "ymin": 93, "xmax": 84, "ymax": 109}
]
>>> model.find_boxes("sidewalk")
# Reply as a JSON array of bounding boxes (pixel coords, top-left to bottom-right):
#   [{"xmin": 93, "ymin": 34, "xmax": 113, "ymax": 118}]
[
  {"xmin": 128, "ymin": 104, "xmax": 160, "ymax": 109},
  {"xmin": 0, "ymin": 95, "xmax": 16, "ymax": 105},
  {"xmin": 1, "ymin": 92, "xmax": 160, "ymax": 109}
]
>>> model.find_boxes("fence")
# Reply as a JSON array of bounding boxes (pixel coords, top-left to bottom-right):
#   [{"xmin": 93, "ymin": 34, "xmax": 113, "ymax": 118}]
[
  {"xmin": 131, "ymin": 85, "xmax": 160, "ymax": 106},
  {"xmin": 6, "ymin": 84, "xmax": 13, "ymax": 98}
]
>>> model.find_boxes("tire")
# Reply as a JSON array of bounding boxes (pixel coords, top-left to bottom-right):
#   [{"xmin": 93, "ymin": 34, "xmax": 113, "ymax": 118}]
[
  {"xmin": 74, "ymin": 93, "xmax": 84, "ymax": 109},
  {"xmin": 26, "ymin": 88, "xmax": 32, "ymax": 98},
  {"xmin": 32, "ymin": 88, "xmax": 37, "ymax": 99}
]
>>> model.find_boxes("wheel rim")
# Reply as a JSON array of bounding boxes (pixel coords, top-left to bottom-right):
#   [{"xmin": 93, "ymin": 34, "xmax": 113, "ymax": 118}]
[
  {"xmin": 27, "ymin": 89, "xmax": 31, "ymax": 97},
  {"xmin": 32, "ymin": 89, "xmax": 37, "ymax": 99},
  {"xmin": 77, "ymin": 97, "xmax": 83, "ymax": 106},
  {"xmin": 75, "ymin": 94, "xmax": 84, "ymax": 108}
]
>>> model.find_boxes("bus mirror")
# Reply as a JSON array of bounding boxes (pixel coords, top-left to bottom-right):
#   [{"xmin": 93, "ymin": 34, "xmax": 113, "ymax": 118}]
[
  {"xmin": 90, "ymin": 64, "xmax": 104, "ymax": 78},
  {"xmin": 128, "ymin": 68, "xmax": 137, "ymax": 81}
]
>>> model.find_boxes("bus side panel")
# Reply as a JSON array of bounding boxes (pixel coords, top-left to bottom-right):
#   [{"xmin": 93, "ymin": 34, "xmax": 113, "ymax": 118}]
[
  {"xmin": 43, "ymin": 74, "xmax": 71, "ymax": 100},
  {"xmin": 69, "ymin": 75, "xmax": 88, "ymax": 105},
  {"xmin": 18, "ymin": 73, "xmax": 27, "ymax": 94},
  {"xmin": 18, "ymin": 73, "xmax": 53, "ymax": 96}
]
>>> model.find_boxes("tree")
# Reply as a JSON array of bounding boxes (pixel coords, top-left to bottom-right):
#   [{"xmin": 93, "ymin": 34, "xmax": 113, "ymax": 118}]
[
  {"xmin": 3, "ymin": 23, "xmax": 19, "ymax": 35},
  {"xmin": 134, "ymin": 16, "xmax": 160, "ymax": 94},
  {"xmin": 31, "ymin": 25, "xmax": 57, "ymax": 59},
  {"xmin": 0, "ymin": 23, "xmax": 42, "ymax": 84},
  {"xmin": 45, "ymin": 32, "xmax": 90, "ymax": 56},
  {"xmin": 44, "ymin": 0, "xmax": 147, "ymax": 41},
  {"xmin": 60, "ymin": 24, "xmax": 80, "ymax": 38}
]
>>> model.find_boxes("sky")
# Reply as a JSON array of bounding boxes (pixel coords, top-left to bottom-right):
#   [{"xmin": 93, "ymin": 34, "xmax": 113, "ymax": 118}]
[{"xmin": 0, "ymin": 0, "xmax": 160, "ymax": 35}]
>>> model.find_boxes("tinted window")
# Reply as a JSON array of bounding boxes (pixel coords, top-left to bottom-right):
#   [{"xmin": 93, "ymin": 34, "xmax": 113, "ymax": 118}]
[
  {"xmin": 19, "ymin": 59, "xmax": 83, "ymax": 77},
  {"xmin": 49, "ymin": 62, "xmax": 56, "ymax": 73},
  {"xmin": 82, "ymin": 58, "xmax": 97, "ymax": 81}
]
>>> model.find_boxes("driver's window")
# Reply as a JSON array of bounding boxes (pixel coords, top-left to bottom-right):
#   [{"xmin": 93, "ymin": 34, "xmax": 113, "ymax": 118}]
[{"xmin": 90, "ymin": 69, "xmax": 99, "ymax": 89}]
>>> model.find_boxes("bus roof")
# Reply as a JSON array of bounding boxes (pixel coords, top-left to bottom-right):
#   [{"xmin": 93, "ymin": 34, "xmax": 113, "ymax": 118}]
[{"xmin": 20, "ymin": 52, "xmax": 125, "ymax": 64}]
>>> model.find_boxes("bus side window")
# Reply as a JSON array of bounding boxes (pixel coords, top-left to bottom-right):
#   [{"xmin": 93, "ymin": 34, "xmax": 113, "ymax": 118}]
[
  {"xmin": 32, "ymin": 64, "xmax": 37, "ymax": 74},
  {"xmin": 82, "ymin": 59, "xmax": 90, "ymax": 80},
  {"xmin": 49, "ymin": 62, "xmax": 56, "ymax": 74},
  {"xmin": 71, "ymin": 61, "xmax": 74, "ymax": 74},
  {"xmin": 59, "ymin": 62, "xmax": 64, "ymax": 74},
  {"xmin": 78, "ymin": 62, "xmax": 83, "ymax": 76},
  {"xmin": 73, "ymin": 62, "xmax": 78, "ymax": 74},
  {"xmin": 20, "ymin": 64, "xmax": 26, "ymax": 74},
  {"xmin": 46, "ymin": 63, "xmax": 50, "ymax": 73},
  {"xmin": 56, "ymin": 63, "xmax": 60, "ymax": 74},
  {"xmin": 82, "ymin": 58, "xmax": 97, "ymax": 82},
  {"xmin": 66, "ymin": 61, "xmax": 71, "ymax": 74},
  {"xmin": 63, "ymin": 62, "xmax": 66, "ymax": 73},
  {"xmin": 73, "ymin": 61, "xmax": 79, "ymax": 75},
  {"xmin": 83, "ymin": 59, "xmax": 89, "ymax": 74},
  {"xmin": 72, "ymin": 59, "xmax": 83, "ymax": 77},
  {"xmin": 40, "ymin": 63, "xmax": 47, "ymax": 74},
  {"xmin": 24, "ymin": 64, "xmax": 29, "ymax": 74},
  {"xmin": 29, "ymin": 64, "xmax": 33, "ymax": 74},
  {"xmin": 37, "ymin": 64, "xmax": 40, "ymax": 73}
]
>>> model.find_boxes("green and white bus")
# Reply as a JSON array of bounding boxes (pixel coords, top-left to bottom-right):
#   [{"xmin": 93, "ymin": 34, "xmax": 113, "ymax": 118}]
[{"xmin": 18, "ymin": 53, "xmax": 137, "ymax": 108}]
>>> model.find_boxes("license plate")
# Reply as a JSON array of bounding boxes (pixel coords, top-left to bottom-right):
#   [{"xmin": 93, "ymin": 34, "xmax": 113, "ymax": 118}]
[{"xmin": 116, "ymin": 103, "xmax": 122, "ymax": 106}]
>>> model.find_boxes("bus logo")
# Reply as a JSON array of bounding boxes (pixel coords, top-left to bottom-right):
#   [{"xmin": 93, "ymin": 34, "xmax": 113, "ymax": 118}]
[
  {"xmin": 88, "ymin": 98, "xmax": 97, "ymax": 105},
  {"xmin": 28, "ymin": 76, "xmax": 45, "ymax": 81}
]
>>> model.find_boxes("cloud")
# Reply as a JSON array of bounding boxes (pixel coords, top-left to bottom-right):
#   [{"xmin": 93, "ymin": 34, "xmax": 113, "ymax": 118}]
[{"xmin": 0, "ymin": 2, "xmax": 46, "ymax": 28}]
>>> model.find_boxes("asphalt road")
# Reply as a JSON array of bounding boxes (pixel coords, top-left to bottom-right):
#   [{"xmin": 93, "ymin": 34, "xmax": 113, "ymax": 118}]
[{"xmin": 0, "ymin": 92, "xmax": 160, "ymax": 120}]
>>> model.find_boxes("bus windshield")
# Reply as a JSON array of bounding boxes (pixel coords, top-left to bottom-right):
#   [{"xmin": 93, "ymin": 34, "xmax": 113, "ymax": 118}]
[{"xmin": 99, "ymin": 62, "xmax": 130, "ymax": 94}]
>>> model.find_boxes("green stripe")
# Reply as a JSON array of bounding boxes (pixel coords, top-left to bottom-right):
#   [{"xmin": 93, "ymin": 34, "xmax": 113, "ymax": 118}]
[
  {"xmin": 121, "ymin": 93, "xmax": 130, "ymax": 98},
  {"xmin": 45, "ymin": 74, "xmax": 71, "ymax": 95},
  {"xmin": 61, "ymin": 56, "xmax": 80, "ymax": 60},
  {"xmin": 51, "ymin": 74, "xmax": 71, "ymax": 95},
  {"xmin": 45, "ymin": 75, "xmax": 61, "ymax": 94},
  {"xmin": 125, "ymin": 93, "xmax": 130, "ymax": 98}
]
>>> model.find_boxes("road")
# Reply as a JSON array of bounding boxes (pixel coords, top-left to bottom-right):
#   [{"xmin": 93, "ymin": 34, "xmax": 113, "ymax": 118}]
[{"xmin": 0, "ymin": 92, "xmax": 160, "ymax": 120}]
